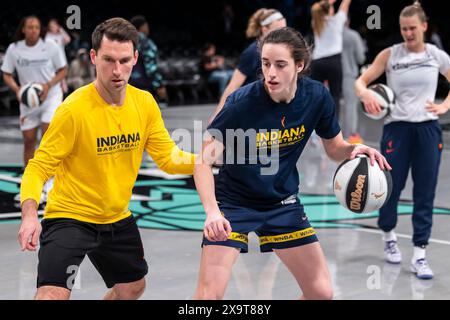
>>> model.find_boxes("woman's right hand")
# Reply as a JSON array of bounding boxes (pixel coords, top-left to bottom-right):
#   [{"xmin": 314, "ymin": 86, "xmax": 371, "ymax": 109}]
[
  {"xmin": 204, "ymin": 211, "xmax": 232, "ymax": 242},
  {"xmin": 360, "ymin": 88, "xmax": 382, "ymax": 116},
  {"xmin": 18, "ymin": 200, "xmax": 41, "ymax": 251}
]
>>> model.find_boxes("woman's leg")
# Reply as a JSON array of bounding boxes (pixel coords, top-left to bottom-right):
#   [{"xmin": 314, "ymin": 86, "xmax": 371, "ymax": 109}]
[
  {"xmin": 193, "ymin": 245, "xmax": 240, "ymax": 300},
  {"xmin": 22, "ymin": 127, "xmax": 38, "ymax": 167},
  {"xmin": 274, "ymin": 242, "xmax": 333, "ymax": 300},
  {"xmin": 326, "ymin": 54, "xmax": 343, "ymax": 117},
  {"xmin": 410, "ymin": 121, "xmax": 442, "ymax": 247}
]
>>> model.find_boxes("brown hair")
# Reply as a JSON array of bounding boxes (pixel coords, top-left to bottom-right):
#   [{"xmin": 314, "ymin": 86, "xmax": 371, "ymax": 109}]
[
  {"xmin": 91, "ymin": 17, "xmax": 139, "ymax": 52},
  {"xmin": 260, "ymin": 27, "xmax": 311, "ymax": 76},
  {"xmin": 400, "ymin": 1, "xmax": 428, "ymax": 22},
  {"xmin": 246, "ymin": 8, "xmax": 282, "ymax": 39},
  {"xmin": 311, "ymin": 0, "xmax": 330, "ymax": 37}
]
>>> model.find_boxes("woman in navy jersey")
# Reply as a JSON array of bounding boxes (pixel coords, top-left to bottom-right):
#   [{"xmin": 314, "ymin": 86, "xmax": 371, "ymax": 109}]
[
  {"xmin": 193, "ymin": 27, "xmax": 390, "ymax": 300},
  {"xmin": 355, "ymin": 2, "xmax": 450, "ymax": 279}
]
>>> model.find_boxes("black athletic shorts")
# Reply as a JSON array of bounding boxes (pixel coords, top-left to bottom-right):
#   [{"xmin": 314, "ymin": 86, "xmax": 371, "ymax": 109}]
[
  {"xmin": 202, "ymin": 198, "xmax": 318, "ymax": 253},
  {"xmin": 37, "ymin": 215, "xmax": 148, "ymax": 289}
]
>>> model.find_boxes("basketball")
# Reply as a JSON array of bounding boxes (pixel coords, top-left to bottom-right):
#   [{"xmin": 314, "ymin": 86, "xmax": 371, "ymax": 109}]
[
  {"xmin": 361, "ymin": 83, "xmax": 396, "ymax": 120},
  {"xmin": 19, "ymin": 83, "xmax": 43, "ymax": 108},
  {"xmin": 333, "ymin": 155, "xmax": 392, "ymax": 214}
]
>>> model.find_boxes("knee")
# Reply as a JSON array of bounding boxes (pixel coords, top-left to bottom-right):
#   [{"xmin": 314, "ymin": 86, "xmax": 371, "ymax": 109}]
[
  {"xmin": 195, "ymin": 288, "xmax": 224, "ymax": 300},
  {"xmin": 305, "ymin": 284, "xmax": 333, "ymax": 300},
  {"xmin": 194, "ymin": 281, "xmax": 225, "ymax": 300},
  {"xmin": 315, "ymin": 287, "xmax": 333, "ymax": 300},
  {"xmin": 35, "ymin": 286, "xmax": 70, "ymax": 300},
  {"xmin": 115, "ymin": 278, "xmax": 146, "ymax": 300}
]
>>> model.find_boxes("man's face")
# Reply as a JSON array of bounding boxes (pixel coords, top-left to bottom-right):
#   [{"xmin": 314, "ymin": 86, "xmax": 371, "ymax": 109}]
[{"xmin": 90, "ymin": 36, "xmax": 138, "ymax": 94}]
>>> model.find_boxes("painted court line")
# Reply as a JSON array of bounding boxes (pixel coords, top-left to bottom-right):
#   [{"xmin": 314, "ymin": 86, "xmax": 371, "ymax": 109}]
[{"xmin": 355, "ymin": 227, "xmax": 450, "ymax": 246}]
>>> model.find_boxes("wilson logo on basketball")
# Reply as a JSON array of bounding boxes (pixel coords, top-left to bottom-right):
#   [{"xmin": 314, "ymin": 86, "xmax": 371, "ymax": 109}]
[{"xmin": 350, "ymin": 175, "xmax": 366, "ymax": 211}]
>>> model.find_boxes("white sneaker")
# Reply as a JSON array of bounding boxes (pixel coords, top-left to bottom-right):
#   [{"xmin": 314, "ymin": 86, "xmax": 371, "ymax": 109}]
[
  {"xmin": 384, "ymin": 240, "xmax": 402, "ymax": 264},
  {"xmin": 410, "ymin": 258, "xmax": 434, "ymax": 280}
]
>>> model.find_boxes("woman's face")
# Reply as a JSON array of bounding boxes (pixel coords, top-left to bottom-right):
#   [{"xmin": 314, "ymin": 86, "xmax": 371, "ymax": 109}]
[
  {"xmin": 261, "ymin": 18, "xmax": 287, "ymax": 36},
  {"xmin": 22, "ymin": 18, "xmax": 41, "ymax": 45},
  {"xmin": 261, "ymin": 43, "xmax": 303, "ymax": 101},
  {"xmin": 48, "ymin": 20, "xmax": 59, "ymax": 33},
  {"xmin": 400, "ymin": 14, "xmax": 427, "ymax": 51}
]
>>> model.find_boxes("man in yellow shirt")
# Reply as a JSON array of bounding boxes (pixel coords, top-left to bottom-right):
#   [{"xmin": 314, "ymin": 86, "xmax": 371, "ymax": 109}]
[{"xmin": 17, "ymin": 17, "xmax": 196, "ymax": 300}]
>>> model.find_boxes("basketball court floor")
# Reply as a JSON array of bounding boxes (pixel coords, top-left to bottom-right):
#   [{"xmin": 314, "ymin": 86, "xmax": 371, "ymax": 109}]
[{"xmin": 0, "ymin": 104, "xmax": 450, "ymax": 300}]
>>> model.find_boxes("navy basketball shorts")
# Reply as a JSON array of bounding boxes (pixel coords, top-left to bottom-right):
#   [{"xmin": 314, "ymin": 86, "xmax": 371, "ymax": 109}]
[
  {"xmin": 37, "ymin": 215, "xmax": 148, "ymax": 289},
  {"xmin": 202, "ymin": 199, "xmax": 318, "ymax": 253}
]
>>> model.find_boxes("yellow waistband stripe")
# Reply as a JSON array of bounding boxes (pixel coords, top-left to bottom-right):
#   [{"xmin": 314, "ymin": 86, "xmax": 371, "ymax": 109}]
[
  {"xmin": 259, "ymin": 228, "xmax": 316, "ymax": 246},
  {"xmin": 229, "ymin": 232, "xmax": 249, "ymax": 244}
]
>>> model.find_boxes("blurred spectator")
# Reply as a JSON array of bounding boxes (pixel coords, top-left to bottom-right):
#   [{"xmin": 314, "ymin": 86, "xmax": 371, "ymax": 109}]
[
  {"xmin": 45, "ymin": 18, "xmax": 70, "ymax": 94},
  {"xmin": 223, "ymin": 4, "xmax": 235, "ymax": 36},
  {"xmin": 67, "ymin": 48, "xmax": 95, "ymax": 91},
  {"xmin": 45, "ymin": 18, "xmax": 71, "ymax": 51},
  {"xmin": 129, "ymin": 15, "xmax": 168, "ymax": 107},
  {"xmin": 429, "ymin": 24, "xmax": 444, "ymax": 50},
  {"xmin": 209, "ymin": 8, "xmax": 286, "ymax": 122},
  {"xmin": 200, "ymin": 43, "xmax": 233, "ymax": 96},
  {"xmin": 1, "ymin": 15, "xmax": 67, "ymax": 174},
  {"xmin": 311, "ymin": 0, "xmax": 352, "ymax": 117},
  {"xmin": 66, "ymin": 31, "xmax": 90, "ymax": 61}
]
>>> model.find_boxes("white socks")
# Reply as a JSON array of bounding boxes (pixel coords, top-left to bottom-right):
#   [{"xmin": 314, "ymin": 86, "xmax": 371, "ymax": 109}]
[
  {"xmin": 413, "ymin": 246, "xmax": 426, "ymax": 262},
  {"xmin": 383, "ymin": 230, "xmax": 397, "ymax": 242}
]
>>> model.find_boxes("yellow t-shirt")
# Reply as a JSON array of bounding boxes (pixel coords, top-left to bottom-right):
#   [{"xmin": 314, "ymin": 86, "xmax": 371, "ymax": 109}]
[{"xmin": 20, "ymin": 83, "xmax": 196, "ymax": 223}]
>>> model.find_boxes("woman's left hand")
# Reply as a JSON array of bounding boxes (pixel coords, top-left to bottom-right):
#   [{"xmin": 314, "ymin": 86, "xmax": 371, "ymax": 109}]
[
  {"xmin": 425, "ymin": 101, "xmax": 450, "ymax": 116},
  {"xmin": 349, "ymin": 144, "xmax": 392, "ymax": 171}
]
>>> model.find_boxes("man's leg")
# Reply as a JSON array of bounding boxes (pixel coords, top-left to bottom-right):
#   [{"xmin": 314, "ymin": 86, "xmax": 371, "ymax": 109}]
[
  {"xmin": 35, "ymin": 286, "xmax": 71, "ymax": 300},
  {"xmin": 88, "ymin": 216, "xmax": 148, "ymax": 300},
  {"xmin": 103, "ymin": 278, "xmax": 146, "ymax": 300},
  {"xmin": 36, "ymin": 218, "xmax": 92, "ymax": 300}
]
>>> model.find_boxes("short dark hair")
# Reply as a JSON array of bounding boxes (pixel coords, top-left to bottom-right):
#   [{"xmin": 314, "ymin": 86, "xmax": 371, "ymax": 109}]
[
  {"xmin": 203, "ymin": 42, "xmax": 215, "ymax": 52},
  {"xmin": 259, "ymin": 27, "xmax": 311, "ymax": 76},
  {"xmin": 130, "ymin": 15, "xmax": 147, "ymax": 31},
  {"xmin": 91, "ymin": 17, "xmax": 139, "ymax": 52}
]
